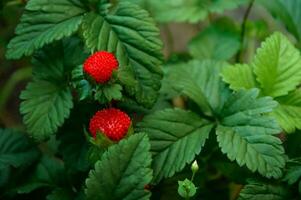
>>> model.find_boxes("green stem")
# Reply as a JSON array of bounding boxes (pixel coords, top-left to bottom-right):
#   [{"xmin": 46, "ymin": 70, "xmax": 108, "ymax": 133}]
[
  {"xmin": 191, "ymin": 172, "xmax": 196, "ymax": 182},
  {"xmin": 236, "ymin": 0, "xmax": 255, "ymax": 62},
  {"xmin": 0, "ymin": 67, "xmax": 32, "ymax": 112}
]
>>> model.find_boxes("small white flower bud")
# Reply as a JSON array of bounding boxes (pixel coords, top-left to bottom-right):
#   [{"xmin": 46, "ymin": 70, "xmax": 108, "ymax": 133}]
[{"xmin": 191, "ymin": 160, "xmax": 199, "ymax": 173}]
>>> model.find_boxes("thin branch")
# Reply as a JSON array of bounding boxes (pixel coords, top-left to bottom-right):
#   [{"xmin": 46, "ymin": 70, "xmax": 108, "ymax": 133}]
[{"xmin": 236, "ymin": 0, "xmax": 255, "ymax": 62}]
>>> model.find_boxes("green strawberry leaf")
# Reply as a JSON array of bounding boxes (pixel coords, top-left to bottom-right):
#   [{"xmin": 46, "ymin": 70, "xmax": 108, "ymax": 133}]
[
  {"xmin": 0, "ymin": 129, "xmax": 39, "ymax": 170},
  {"xmin": 166, "ymin": 60, "xmax": 230, "ymax": 115},
  {"xmin": 221, "ymin": 32, "xmax": 301, "ymax": 133},
  {"xmin": 216, "ymin": 89, "xmax": 285, "ymax": 178},
  {"xmin": 259, "ymin": 0, "xmax": 301, "ymax": 42},
  {"xmin": 271, "ymin": 90, "xmax": 301, "ymax": 133},
  {"xmin": 147, "ymin": 0, "xmax": 247, "ymax": 23},
  {"xmin": 137, "ymin": 108, "xmax": 213, "ymax": 183},
  {"xmin": 253, "ymin": 32, "xmax": 301, "ymax": 97},
  {"xmin": 188, "ymin": 18, "xmax": 240, "ymax": 60},
  {"xmin": 238, "ymin": 180, "xmax": 290, "ymax": 200},
  {"xmin": 222, "ymin": 64, "xmax": 257, "ymax": 91},
  {"xmin": 81, "ymin": 2, "xmax": 163, "ymax": 108},
  {"xmin": 17, "ymin": 155, "xmax": 68, "ymax": 194},
  {"xmin": 6, "ymin": 0, "xmax": 87, "ymax": 59},
  {"xmin": 20, "ymin": 81, "xmax": 73, "ymax": 140},
  {"xmin": 20, "ymin": 42, "xmax": 79, "ymax": 140},
  {"xmin": 283, "ymin": 158, "xmax": 301, "ymax": 185},
  {"xmin": 85, "ymin": 133, "xmax": 152, "ymax": 200}
]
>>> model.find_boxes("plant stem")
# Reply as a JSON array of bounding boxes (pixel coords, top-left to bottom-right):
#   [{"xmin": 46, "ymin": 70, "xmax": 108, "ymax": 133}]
[
  {"xmin": 191, "ymin": 172, "xmax": 195, "ymax": 182},
  {"xmin": 236, "ymin": 0, "xmax": 255, "ymax": 62},
  {"xmin": 0, "ymin": 67, "xmax": 32, "ymax": 112}
]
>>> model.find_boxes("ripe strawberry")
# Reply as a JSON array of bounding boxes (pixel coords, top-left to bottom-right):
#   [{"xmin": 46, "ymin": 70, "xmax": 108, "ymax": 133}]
[
  {"xmin": 83, "ymin": 51, "xmax": 118, "ymax": 83},
  {"xmin": 89, "ymin": 108, "xmax": 131, "ymax": 141}
]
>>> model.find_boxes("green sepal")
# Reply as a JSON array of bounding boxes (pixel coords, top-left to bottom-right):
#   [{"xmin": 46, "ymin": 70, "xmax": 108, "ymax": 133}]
[
  {"xmin": 178, "ymin": 178, "xmax": 197, "ymax": 198},
  {"xmin": 94, "ymin": 83, "xmax": 123, "ymax": 104}
]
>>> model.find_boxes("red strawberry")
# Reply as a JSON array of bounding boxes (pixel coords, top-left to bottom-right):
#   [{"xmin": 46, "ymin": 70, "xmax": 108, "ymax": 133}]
[
  {"xmin": 83, "ymin": 51, "xmax": 118, "ymax": 83},
  {"xmin": 89, "ymin": 108, "xmax": 131, "ymax": 141}
]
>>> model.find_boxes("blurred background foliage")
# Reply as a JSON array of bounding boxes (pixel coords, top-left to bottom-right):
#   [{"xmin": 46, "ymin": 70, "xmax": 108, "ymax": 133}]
[
  {"xmin": 1, "ymin": 0, "xmax": 301, "ymax": 199},
  {"xmin": 0, "ymin": 0, "xmax": 294, "ymax": 129}
]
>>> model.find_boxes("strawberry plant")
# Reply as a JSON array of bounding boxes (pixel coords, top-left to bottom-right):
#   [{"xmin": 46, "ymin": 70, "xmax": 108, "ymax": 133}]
[{"xmin": 2, "ymin": 0, "xmax": 301, "ymax": 199}]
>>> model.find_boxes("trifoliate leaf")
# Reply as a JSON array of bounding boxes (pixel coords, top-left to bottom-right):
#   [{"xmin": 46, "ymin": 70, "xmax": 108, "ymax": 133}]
[
  {"xmin": 188, "ymin": 18, "xmax": 240, "ymax": 60},
  {"xmin": 216, "ymin": 89, "xmax": 285, "ymax": 179},
  {"xmin": 6, "ymin": 0, "xmax": 87, "ymax": 59},
  {"xmin": 20, "ymin": 44, "xmax": 75, "ymax": 140},
  {"xmin": 0, "ymin": 129, "xmax": 39, "ymax": 170},
  {"xmin": 271, "ymin": 90, "xmax": 301, "ymax": 133},
  {"xmin": 253, "ymin": 32, "xmax": 301, "ymax": 97},
  {"xmin": 221, "ymin": 32, "xmax": 301, "ymax": 133},
  {"xmin": 82, "ymin": 2, "xmax": 163, "ymax": 108},
  {"xmin": 136, "ymin": 108, "xmax": 213, "ymax": 183},
  {"xmin": 85, "ymin": 133, "xmax": 152, "ymax": 200},
  {"xmin": 166, "ymin": 60, "xmax": 230, "ymax": 115},
  {"xmin": 222, "ymin": 64, "xmax": 257, "ymax": 90},
  {"xmin": 259, "ymin": 0, "xmax": 301, "ymax": 41},
  {"xmin": 148, "ymin": 0, "xmax": 247, "ymax": 23},
  {"xmin": 238, "ymin": 180, "xmax": 289, "ymax": 200}
]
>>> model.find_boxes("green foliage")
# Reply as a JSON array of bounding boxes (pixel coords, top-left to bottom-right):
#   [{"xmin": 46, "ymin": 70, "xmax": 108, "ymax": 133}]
[
  {"xmin": 5, "ymin": 0, "xmax": 87, "ymax": 59},
  {"xmin": 137, "ymin": 108, "xmax": 213, "ymax": 183},
  {"xmin": 46, "ymin": 188, "xmax": 73, "ymax": 200},
  {"xmin": 259, "ymin": 0, "xmax": 301, "ymax": 42},
  {"xmin": 177, "ymin": 179, "xmax": 197, "ymax": 198},
  {"xmin": 222, "ymin": 32, "xmax": 301, "ymax": 133},
  {"xmin": 20, "ymin": 45, "xmax": 74, "ymax": 140},
  {"xmin": 17, "ymin": 155, "xmax": 69, "ymax": 194},
  {"xmin": 216, "ymin": 89, "xmax": 285, "ymax": 179},
  {"xmin": 58, "ymin": 130, "xmax": 90, "ymax": 172},
  {"xmin": 253, "ymin": 32, "xmax": 301, "ymax": 97},
  {"xmin": 271, "ymin": 90, "xmax": 301, "ymax": 133},
  {"xmin": 238, "ymin": 180, "xmax": 290, "ymax": 200},
  {"xmin": 283, "ymin": 158, "xmax": 301, "ymax": 186},
  {"xmin": 117, "ymin": 65, "xmax": 137, "ymax": 88},
  {"xmin": 94, "ymin": 84, "xmax": 123, "ymax": 103},
  {"xmin": 188, "ymin": 18, "xmax": 240, "ymax": 60},
  {"xmin": 81, "ymin": 2, "xmax": 163, "ymax": 108},
  {"xmin": 222, "ymin": 64, "xmax": 256, "ymax": 90},
  {"xmin": 4, "ymin": 0, "xmax": 301, "ymax": 199},
  {"xmin": 71, "ymin": 65, "xmax": 92, "ymax": 101},
  {"xmin": 0, "ymin": 129, "xmax": 39, "ymax": 170},
  {"xmin": 20, "ymin": 81, "xmax": 73, "ymax": 140},
  {"xmin": 85, "ymin": 133, "xmax": 153, "ymax": 200},
  {"xmin": 165, "ymin": 60, "xmax": 230, "ymax": 115},
  {"xmin": 147, "ymin": 0, "xmax": 247, "ymax": 23},
  {"xmin": 142, "ymin": 60, "xmax": 285, "ymax": 181}
]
